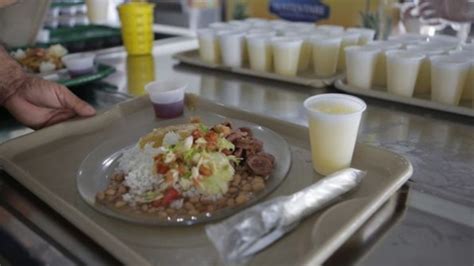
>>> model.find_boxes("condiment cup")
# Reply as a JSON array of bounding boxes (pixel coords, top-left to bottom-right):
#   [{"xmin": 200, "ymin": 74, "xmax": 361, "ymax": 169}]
[
  {"xmin": 346, "ymin": 27, "xmax": 376, "ymax": 45},
  {"xmin": 430, "ymin": 56, "xmax": 471, "ymax": 105},
  {"xmin": 271, "ymin": 37, "xmax": 303, "ymax": 76},
  {"xmin": 62, "ymin": 53, "xmax": 95, "ymax": 76},
  {"xmin": 304, "ymin": 93, "xmax": 366, "ymax": 175},
  {"xmin": 218, "ymin": 31, "xmax": 246, "ymax": 67},
  {"xmin": 145, "ymin": 80, "xmax": 186, "ymax": 119},
  {"xmin": 344, "ymin": 46, "xmax": 380, "ymax": 89},
  {"xmin": 246, "ymin": 34, "xmax": 275, "ymax": 72},
  {"xmin": 310, "ymin": 36, "xmax": 342, "ymax": 77},
  {"xmin": 197, "ymin": 29, "xmax": 220, "ymax": 64},
  {"xmin": 385, "ymin": 50, "xmax": 425, "ymax": 97}
]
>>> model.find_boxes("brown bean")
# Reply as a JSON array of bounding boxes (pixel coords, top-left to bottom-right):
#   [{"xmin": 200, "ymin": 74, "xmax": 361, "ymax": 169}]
[
  {"xmin": 228, "ymin": 187, "xmax": 238, "ymax": 194},
  {"xmin": 241, "ymin": 180, "xmax": 247, "ymax": 185},
  {"xmin": 252, "ymin": 176, "xmax": 265, "ymax": 184},
  {"xmin": 200, "ymin": 197, "xmax": 212, "ymax": 204},
  {"xmin": 148, "ymin": 208, "xmax": 158, "ymax": 213},
  {"xmin": 117, "ymin": 185, "xmax": 127, "ymax": 195},
  {"xmin": 157, "ymin": 206, "xmax": 165, "ymax": 211},
  {"xmin": 184, "ymin": 202, "xmax": 195, "ymax": 211},
  {"xmin": 114, "ymin": 200, "xmax": 126, "ymax": 208},
  {"xmin": 141, "ymin": 205, "xmax": 149, "ymax": 212},
  {"xmin": 105, "ymin": 188, "xmax": 116, "ymax": 196},
  {"xmin": 207, "ymin": 205, "xmax": 216, "ymax": 212},
  {"xmin": 114, "ymin": 173, "xmax": 124, "ymax": 182},
  {"xmin": 242, "ymin": 184, "xmax": 252, "ymax": 192},
  {"xmin": 188, "ymin": 209, "xmax": 199, "ymax": 216},
  {"xmin": 158, "ymin": 211, "xmax": 168, "ymax": 219},
  {"xmin": 190, "ymin": 197, "xmax": 199, "ymax": 203},
  {"xmin": 252, "ymin": 182, "xmax": 265, "ymax": 192},
  {"xmin": 232, "ymin": 174, "xmax": 241, "ymax": 186},
  {"xmin": 235, "ymin": 193, "xmax": 249, "ymax": 205},
  {"xmin": 96, "ymin": 192, "xmax": 105, "ymax": 201},
  {"xmin": 166, "ymin": 208, "xmax": 176, "ymax": 215},
  {"xmin": 226, "ymin": 198, "xmax": 235, "ymax": 207}
]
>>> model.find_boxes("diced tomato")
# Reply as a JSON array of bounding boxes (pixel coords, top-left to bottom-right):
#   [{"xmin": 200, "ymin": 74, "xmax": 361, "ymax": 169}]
[
  {"xmin": 156, "ymin": 162, "xmax": 169, "ymax": 174},
  {"xmin": 161, "ymin": 188, "xmax": 180, "ymax": 207},
  {"xmin": 199, "ymin": 165, "xmax": 212, "ymax": 176},
  {"xmin": 205, "ymin": 131, "xmax": 218, "ymax": 142}
]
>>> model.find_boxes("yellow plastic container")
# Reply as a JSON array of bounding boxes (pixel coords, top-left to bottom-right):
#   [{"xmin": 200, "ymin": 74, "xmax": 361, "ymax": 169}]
[
  {"xmin": 118, "ymin": 2, "xmax": 155, "ymax": 55},
  {"xmin": 127, "ymin": 55, "xmax": 155, "ymax": 96}
]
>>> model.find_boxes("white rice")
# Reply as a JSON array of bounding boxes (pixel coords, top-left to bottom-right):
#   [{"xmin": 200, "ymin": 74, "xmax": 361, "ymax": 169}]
[{"xmin": 119, "ymin": 143, "xmax": 164, "ymax": 204}]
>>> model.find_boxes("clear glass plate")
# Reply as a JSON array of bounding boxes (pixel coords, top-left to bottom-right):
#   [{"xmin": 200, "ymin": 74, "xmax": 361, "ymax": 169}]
[{"xmin": 76, "ymin": 112, "xmax": 291, "ymax": 225}]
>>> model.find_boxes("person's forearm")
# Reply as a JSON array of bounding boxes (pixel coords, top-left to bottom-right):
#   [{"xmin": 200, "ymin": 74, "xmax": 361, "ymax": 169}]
[{"xmin": 0, "ymin": 45, "xmax": 26, "ymax": 105}]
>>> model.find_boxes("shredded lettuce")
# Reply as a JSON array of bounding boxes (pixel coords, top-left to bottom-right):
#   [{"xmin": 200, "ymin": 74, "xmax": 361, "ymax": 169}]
[
  {"xmin": 199, "ymin": 124, "xmax": 209, "ymax": 132},
  {"xmin": 196, "ymin": 152, "xmax": 234, "ymax": 195},
  {"xmin": 217, "ymin": 138, "xmax": 235, "ymax": 151}
]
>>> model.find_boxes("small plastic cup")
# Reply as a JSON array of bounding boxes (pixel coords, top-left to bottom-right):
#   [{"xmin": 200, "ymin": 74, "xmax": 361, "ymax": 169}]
[
  {"xmin": 246, "ymin": 34, "xmax": 274, "ymax": 72},
  {"xmin": 448, "ymin": 51, "xmax": 474, "ymax": 100},
  {"xmin": 336, "ymin": 32, "xmax": 360, "ymax": 71},
  {"xmin": 145, "ymin": 80, "xmax": 186, "ymax": 119},
  {"xmin": 311, "ymin": 36, "xmax": 342, "ymax": 77},
  {"xmin": 62, "ymin": 53, "xmax": 96, "ymax": 77},
  {"xmin": 316, "ymin": 25, "xmax": 345, "ymax": 35},
  {"xmin": 271, "ymin": 37, "xmax": 303, "ymax": 76},
  {"xmin": 364, "ymin": 41, "xmax": 403, "ymax": 88},
  {"xmin": 304, "ymin": 93, "xmax": 366, "ymax": 175},
  {"xmin": 406, "ymin": 46, "xmax": 446, "ymax": 95},
  {"xmin": 346, "ymin": 27, "xmax": 376, "ymax": 45},
  {"xmin": 218, "ymin": 31, "xmax": 245, "ymax": 67},
  {"xmin": 385, "ymin": 50, "xmax": 425, "ymax": 97},
  {"xmin": 85, "ymin": 0, "xmax": 109, "ymax": 24},
  {"xmin": 284, "ymin": 31, "xmax": 315, "ymax": 72},
  {"xmin": 197, "ymin": 29, "xmax": 220, "ymax": 64},
  {"xmin": 430, "ymin": 56, "xmax": 471, "ymax": 105},
  {"xmin": 118, "ymin": 2, "xmax": 155, "ymax": 55},
  {"xmin": 345, "ymin": 46, "xmax": 381, "ymax": 89}
]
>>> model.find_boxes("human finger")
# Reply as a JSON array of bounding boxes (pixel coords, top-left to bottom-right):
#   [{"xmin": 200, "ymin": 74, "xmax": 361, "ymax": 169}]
[{"xmin": 56, "ymin": 85, "xmax": 96, "ymax": 117}]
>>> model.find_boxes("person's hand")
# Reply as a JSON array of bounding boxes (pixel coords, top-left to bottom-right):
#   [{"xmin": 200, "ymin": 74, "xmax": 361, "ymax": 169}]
[
  {"xmin": 3, "ymin": 76, "xmax": 96, "ymax": 129},
  {"xmin": 418, "ymin": 0, "xmax": 474, "ymax": 22},
  {"xmin": 0, "ymin": 0, "xmax": 17, "ymax": 8}
]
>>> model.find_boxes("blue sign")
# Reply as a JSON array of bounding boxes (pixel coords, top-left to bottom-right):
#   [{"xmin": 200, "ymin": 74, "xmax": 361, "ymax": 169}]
[{"xmin": 269, "ymin": 0, "xmax": 330, "ymax": 22}]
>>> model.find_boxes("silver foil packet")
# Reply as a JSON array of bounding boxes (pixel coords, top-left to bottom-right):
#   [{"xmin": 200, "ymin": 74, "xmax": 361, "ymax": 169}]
[{"xmin": 205, "ymin": 168, "xmax": 366, "ymax": 264}]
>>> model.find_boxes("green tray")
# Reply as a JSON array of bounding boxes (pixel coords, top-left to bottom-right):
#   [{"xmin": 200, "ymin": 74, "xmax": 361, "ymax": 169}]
[
  {"xmin": 43, "ymin": 25, "xmax": 122, "ymax": 45},
  {"xmin": 44, "ymin": 64, "xmax": 116, "ymax": 88}
]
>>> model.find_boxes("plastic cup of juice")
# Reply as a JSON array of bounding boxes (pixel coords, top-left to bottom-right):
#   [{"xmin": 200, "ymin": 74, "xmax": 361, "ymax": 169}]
[
  {"xmin": 346, "ymin": 27, "xmax": 376, "ymax": 45},
  {"xmin": 145, "ymin": 80, "xmax": 186, "ymax": 119},
  {"xmin": 85, "ymin": 0, "xmax": 109, "ymax": 24},
  {"xmin": 310, "ymin": 36, "xmax": 342, "ymax": 77},
  {"xmin": 430, "ymin": 56, "xmax": 471, "ymax": 105},
  {"xmin": 283, "ymin": 31, "xmax": 316, "ymax": 72},
  {"xmin": 197, "ymin": 29, "xmax": 221, "ymax": 64},
  {"xmin": 448, "ymin": 51, "xmax": 474, "ymax": 100},
  {"xmin": 304, "ymin": 93, "xmax": 367, "ymax": 175},
  {"xmin": 406, "ymin": 46, "xmax": 446, "ymax": 95},
  {"xmin": 336, "ymin": 32, "xmax": 360, "ymax": 71},
  {"xmin": 271, "ymin": 37, "xmax": 303, "ymax": 76},
  {"xmin": 345, "ymin": 46, "xmax": 381, "ymax": 89},
  {"xmin": 246, "ymin": 33, "xmax": 275, "ymax": 72},
  {"xmin": 364, "ymin": 41, "xmax": 403, "ymax": 88},
  {"xmin": 385, "ymin": 50, "xmax": 425, "ymax": 97},
  {"xmin": 218, "ymin": 31, "xmax": 245, "ymax": 67},
  {"xmin": 316, "ymin": 25, "xmax": 344, "ymax": 35}
]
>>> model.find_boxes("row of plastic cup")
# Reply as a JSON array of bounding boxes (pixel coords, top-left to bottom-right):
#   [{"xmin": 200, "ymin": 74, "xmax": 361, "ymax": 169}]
[
  {"xmin": 197, "ymin": 18, "xmax": 375, "ymax": 77},
  {"xmin": 345, "ymin": 34, "xmax": 473, "ymax": 105}
]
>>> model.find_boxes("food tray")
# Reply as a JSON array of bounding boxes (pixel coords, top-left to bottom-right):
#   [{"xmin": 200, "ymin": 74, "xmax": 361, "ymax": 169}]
[
  {"xmin": 335, "ymin": 79, "xmax": 474, "ymax": 117},
  {"xmin": 42, "ymin": 64, "xmax": 116, "ymax": 88},
  {"xmin": 0, "ymin": 94, "xmax": 412, "ymax": 265},
  {"xmin": 173, "ymin": 50, "xmax": 344, "ymax": 88}
]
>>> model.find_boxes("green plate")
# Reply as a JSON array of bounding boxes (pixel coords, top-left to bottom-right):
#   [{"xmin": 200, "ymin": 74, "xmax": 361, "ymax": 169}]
[{"xmin": 55, "ymin": 64, "xmax": 115, "ymax": 88}]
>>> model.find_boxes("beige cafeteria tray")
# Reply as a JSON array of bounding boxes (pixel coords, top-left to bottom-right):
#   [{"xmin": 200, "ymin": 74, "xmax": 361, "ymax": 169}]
[
  {"xmin": 335, "ymin": 79, "xmax": 474, "ymax": 117},
  {"xmin": 173, "ymin": 50, "xmax": 343, "ymax": 88},
  {"xmin": 0, "ymin": 94, "xmax": 412, "ymax": 265}
]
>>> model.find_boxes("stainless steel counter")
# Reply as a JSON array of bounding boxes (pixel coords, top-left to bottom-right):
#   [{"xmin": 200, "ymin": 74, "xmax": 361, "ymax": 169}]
[{"xmin": 1, "ymin": 36, "xmax": 473, "ymax": 265}]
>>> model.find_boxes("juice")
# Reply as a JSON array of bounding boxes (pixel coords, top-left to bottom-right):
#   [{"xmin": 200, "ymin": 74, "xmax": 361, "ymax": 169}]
[
  {"xmin": 152, "ymin": 100, "xmax": 184, "ymax": 119},
  {"xmin": 431, "ymin": 59, "xmax": 470, "ymax": 105},
  {"xmin": 312, "ymin": 38, "xmax": 341, "ymax": 77},
  {"xmin": 272, "ymin": 38, "xmax": 302, "ymax": 76},
  {"xmin": 345, "ymin": 46, "xmax": 380, "ymax": 89},
  {"xmin": 298, "ymin": 40, "xmax": 312, "ymax": 72},
  {"xmin": 304, "ymin": 94, "xmax": 366, "ymax": 176},
  {"xmin": 247, "ymin": 35, "xmax": 273, "ymax": 72},
  {"xmin": 199, "ymin": 38, "xmax": 220, "ymax": 64},
  {"xmin": 386, "ymin": 51, "xmax": 424, "ymax": 97},
  {"xmin": 337, "ymin": 33, "xmax": 359, "ymax": 71}
]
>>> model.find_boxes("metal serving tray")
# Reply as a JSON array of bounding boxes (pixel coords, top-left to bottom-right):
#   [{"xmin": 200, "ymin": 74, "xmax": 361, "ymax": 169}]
[
  {"xmin": 335, "ymin": 79, "xmax": 474, "ymax": 117},
  {"xmin": 173, "ymin": 50, "xmax": 343, "ymax": 88},
  {"xmin": 0, "ymin": 94, "xmax": 412, "ymax": 265}
]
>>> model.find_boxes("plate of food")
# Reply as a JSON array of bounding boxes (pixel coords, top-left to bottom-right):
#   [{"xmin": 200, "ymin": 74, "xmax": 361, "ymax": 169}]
[
  {"xmin": 77, "ymin": 115, "xmax": 291, "ymax": 225},
  {"xmin": 10, "ymin": 44, "xmax": 68, "ymax": 74}
]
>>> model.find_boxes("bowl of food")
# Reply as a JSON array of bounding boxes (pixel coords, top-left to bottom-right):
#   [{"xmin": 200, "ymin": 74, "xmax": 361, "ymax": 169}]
[{"xmin": 77, "ymin": 115, "xmax": 291, "ymax": 225}]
